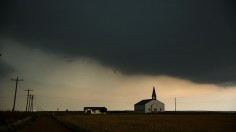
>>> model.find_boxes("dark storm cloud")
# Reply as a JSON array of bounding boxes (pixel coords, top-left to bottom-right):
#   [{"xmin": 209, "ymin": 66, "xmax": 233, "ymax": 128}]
[
  {"xmin": 0, "ymin": 60, "xmax": 14, "ymax": 79},
  {"xmin": 1, "ymin": 0, "xmax": 236, "ymax": 86}
]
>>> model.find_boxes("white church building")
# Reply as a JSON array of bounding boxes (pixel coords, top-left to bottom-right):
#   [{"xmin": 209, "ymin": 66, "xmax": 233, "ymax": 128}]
[{"xmin": 134, "ymin": 87, "xmax": 165, "ymax": 113}]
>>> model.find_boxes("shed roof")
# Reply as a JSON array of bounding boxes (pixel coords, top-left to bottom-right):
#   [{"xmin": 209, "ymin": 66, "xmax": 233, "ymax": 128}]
[{"xmin": 84, "ymin": 107, "xmax": 106, "ymax": 111}]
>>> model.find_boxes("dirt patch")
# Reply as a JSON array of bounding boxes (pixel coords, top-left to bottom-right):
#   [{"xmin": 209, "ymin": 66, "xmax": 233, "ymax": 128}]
[{"xmin": 19, "ymin": 116, "xmax": 70, "ymax": 132}]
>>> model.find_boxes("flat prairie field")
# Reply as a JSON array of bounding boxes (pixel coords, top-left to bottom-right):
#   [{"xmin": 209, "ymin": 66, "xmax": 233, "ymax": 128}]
[{"xmin": 55, "ymin": 114, "xmax": 236, "ymax": 132}]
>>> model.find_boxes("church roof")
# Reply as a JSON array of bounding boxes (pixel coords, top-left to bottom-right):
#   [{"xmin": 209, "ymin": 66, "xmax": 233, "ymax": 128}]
[
  {"xmin": 134, "ymin": 99, "xmax": 153, "ymax": 105},
  {"xmin": 135, "ymin": 99, "xmax": 164, "ymax": 105}
]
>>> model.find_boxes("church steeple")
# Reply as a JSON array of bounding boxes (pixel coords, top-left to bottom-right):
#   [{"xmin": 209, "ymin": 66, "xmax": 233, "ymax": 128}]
[{"xmin": 152, "ymin": 86, "xmax": 156, "ymax": 100}]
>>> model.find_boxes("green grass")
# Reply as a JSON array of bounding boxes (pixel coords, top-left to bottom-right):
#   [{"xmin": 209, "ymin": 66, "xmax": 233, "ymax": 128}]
[{"xmin": 55, "ymin": 114, "xmax": 236, "ymax": 132}]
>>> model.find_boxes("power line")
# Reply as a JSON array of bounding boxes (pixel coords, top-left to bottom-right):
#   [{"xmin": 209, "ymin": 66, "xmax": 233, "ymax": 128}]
[{"xmin": 11, "ymin": 77, "xmax": 23, "ymax": 112}]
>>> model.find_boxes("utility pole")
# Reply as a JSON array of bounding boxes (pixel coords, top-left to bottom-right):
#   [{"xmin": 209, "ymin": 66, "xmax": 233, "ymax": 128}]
[
  {"xmin": 175, "ymin": 97, "xmax": 176, "ymax": 112},
  {"xmin": 31, "ymin": 95, "xmax": 34, "ymax": 112},
  {"xmin": 25, "ymin": 89, "xmax": 33, "ymax": 112},
  {"xmin": 28, "ymin": 94, "xmax": 31, "ymax": 112},
  {"xmin": 11, "ymin": 77, "xmax": 23, "ymax": 112}
]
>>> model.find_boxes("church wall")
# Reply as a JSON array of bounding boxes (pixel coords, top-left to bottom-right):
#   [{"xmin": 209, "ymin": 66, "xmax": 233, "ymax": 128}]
[{"xmin": 145, "ymin": 100, "xmax": 165, "ymax": 113}]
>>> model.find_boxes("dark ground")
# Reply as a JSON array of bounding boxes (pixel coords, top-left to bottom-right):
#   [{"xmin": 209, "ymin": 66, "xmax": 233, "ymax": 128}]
[{"xmin": 19, "ymin": 115, "xmax": 70, "ymax": 132}]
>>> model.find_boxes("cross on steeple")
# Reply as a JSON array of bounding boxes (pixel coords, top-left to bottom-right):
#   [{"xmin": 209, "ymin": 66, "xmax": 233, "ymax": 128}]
[{"xmin": 152, "ymin": 86, "xmax": 156, "ymax": 100}]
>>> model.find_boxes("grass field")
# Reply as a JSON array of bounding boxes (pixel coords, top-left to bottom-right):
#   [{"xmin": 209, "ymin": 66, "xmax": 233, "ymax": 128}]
[
  {"xmin": 55, "ymin": 113, "xmax": 236, "ymax": 132},
  {"xmin": 0, "ymin": 111, "xmax": 32, "ymax": 126},
  {"xmin": 0, "ymin": 111, "xmax": 37, "ymax": 131}
]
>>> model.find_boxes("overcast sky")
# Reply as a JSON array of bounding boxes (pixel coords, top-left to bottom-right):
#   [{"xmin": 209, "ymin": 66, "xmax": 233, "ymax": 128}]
[{"xmin": 0, "ymin": 0, "xmax": 236, "ymax": 111}]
